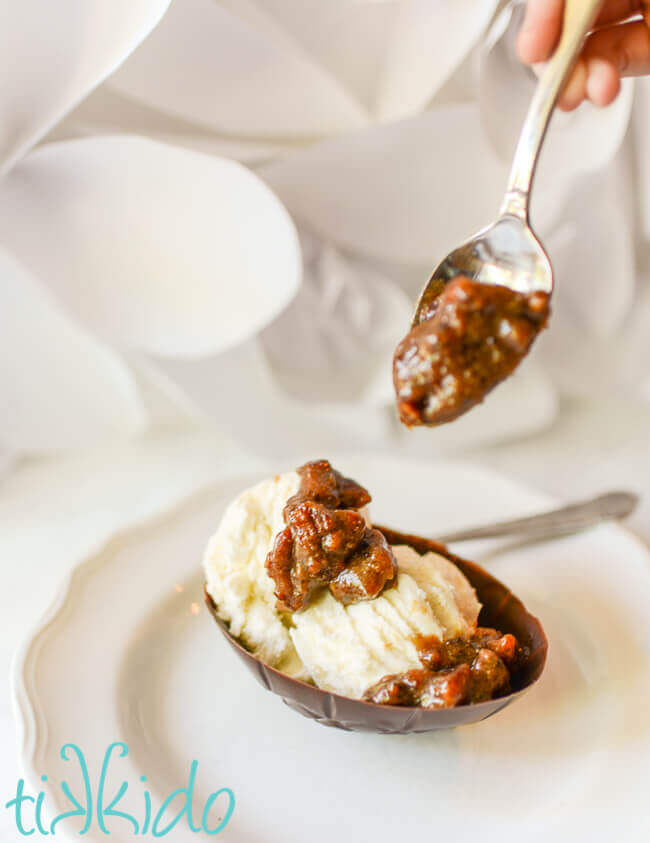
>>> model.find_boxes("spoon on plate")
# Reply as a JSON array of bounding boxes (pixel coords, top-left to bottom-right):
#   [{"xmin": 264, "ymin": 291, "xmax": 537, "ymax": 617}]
[
  {"xmin": 413, "ymin": 0, "xmax": 603, "ymax": 322},
  {"xmin": 435, "ymin": 490, "xmax": 638, "ymax": 544}
]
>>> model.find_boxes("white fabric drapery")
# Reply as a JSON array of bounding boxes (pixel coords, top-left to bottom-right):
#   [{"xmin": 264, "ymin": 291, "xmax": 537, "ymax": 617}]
[{"xmin": 1, "ymin": 0, "xmax": 648, "ymax": 461}]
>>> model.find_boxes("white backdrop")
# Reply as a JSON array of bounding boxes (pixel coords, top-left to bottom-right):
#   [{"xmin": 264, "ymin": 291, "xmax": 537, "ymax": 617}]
[
  {"xmin": 1, "ymin": 0, "xmax": 649, "ymax": 465},
  {"xmin": 1, "ymin": 2, "xmax": 650, "ymax": 834}
]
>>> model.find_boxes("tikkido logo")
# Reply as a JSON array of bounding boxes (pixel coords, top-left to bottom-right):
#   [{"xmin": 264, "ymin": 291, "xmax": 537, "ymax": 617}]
[{"xmin": 5, "ymin": 742, "xmax": 235, "ymax": 837}]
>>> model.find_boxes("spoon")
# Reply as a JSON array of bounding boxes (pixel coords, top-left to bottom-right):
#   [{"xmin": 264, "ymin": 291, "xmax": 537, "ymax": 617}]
[
  {"xmin": 435, "ymin": 490, "xmax": 638, "ymax": 544},
  {"xmin": 413, "ymin": 0, "xmax": 603, "ymax": 323}
]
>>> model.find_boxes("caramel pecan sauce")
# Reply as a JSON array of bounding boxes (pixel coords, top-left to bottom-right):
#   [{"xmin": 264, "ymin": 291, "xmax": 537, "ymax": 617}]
[
  {"xmin": 363, "ymin": 628, "xmax": 528, "ymax": 709},
  {"xmin": 265, "ymin": 460, "xmax": 398, "ymax": 613},
  {"xmin": 265, "ymin": 460, "xmax": 525, "ymax": 708},
  {"xmin": 394, "ymin": 275, "xmax": 550, "ymax": 427}
]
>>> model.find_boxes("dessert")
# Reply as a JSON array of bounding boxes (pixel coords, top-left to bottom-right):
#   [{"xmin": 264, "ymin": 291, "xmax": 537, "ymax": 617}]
[
  {"xmin": 393, "ymin": 275, "xmax": 550, "ymax": 427},
  {"xmin": 204, "ymin": 459, "xmax": 531, "ymax": 709}
]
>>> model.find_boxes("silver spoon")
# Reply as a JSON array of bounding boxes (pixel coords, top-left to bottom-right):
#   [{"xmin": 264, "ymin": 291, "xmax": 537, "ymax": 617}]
[
  {"xmin": 436, "ymin": 491, "xmax": 638, "ymax": 544},
  {"xmin": 413, "ymin": 0, "xmax": 603, "ymax": 323}
]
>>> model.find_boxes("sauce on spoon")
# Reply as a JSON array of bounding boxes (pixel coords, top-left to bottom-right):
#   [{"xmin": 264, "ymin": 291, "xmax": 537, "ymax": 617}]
[{"xmin": 393, "ymin": 275, "xmax": 550, "ymax": 427}]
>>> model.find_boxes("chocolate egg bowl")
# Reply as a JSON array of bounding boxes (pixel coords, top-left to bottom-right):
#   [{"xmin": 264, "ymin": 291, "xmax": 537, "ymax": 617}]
[{"xmin": 205, "ymin": 525, "xmax": 547, "ymax": 736}]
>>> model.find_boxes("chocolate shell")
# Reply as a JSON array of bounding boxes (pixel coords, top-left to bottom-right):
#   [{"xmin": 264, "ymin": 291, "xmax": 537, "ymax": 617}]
[{"xmin": 204, "ymin": 526, "xmax": 548, "ymax": 734}]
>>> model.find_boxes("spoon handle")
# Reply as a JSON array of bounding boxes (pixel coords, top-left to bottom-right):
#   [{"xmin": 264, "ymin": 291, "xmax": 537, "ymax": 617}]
[
  {"xmin": 500, "ymin": 0, "xmax": 604, "ymax": 220},
  {"xmin": 435, "ymin": 491, "xmax": 638, "ymax": 543}
]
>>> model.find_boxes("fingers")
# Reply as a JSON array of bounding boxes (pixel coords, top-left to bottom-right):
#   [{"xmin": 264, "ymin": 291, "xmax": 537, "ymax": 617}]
[
  {"xmin": 558, "ymin": 18, "xmax": 650, "ymax": 110},
  {"xmin": 586, "ymin": 17, "xmax": 650, "ymax": 75},
  {"xmin": 517, "ymin": 0, "xmax": 565, "ymax": 64},
  {"xmin": 557, "ymin": 57, "xmax": 620, "ymax": 109},
  {"xmin": 516, "ymin": 0, "xmax": 646, "ymax": 66},
  {"xmin": 595, "ymin": 0, "xmax": 646, "ymax": 27}
]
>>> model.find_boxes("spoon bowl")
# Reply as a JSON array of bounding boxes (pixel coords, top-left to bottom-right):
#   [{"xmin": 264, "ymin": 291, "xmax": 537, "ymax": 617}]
[{"xmin": 414, "ymin": 215, "xmax": 553, "ymax": 326}]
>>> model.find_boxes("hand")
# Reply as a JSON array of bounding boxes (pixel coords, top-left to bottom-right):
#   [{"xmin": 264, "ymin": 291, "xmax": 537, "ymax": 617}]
[{"xmin": 517, "ymin": 0, "xmax": 650, "ymax": 110}]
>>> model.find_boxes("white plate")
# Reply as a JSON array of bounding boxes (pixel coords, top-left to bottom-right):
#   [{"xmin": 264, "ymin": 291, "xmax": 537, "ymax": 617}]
[{"xmin": 13, "ymin": 456, "xmax": 650, "ymax": 842}]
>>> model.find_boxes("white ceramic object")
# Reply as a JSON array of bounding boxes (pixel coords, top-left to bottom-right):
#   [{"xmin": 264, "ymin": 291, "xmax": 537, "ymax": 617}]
[{"xmin": 13, "ymin": 456, "xmax": 650, "ymax": 842}]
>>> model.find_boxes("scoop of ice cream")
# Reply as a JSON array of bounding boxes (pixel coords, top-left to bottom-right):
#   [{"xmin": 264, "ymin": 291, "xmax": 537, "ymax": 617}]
[
  {"xmin": 203, "ymin": 471, "xmax": 305, "ymax": 677},
  {"xmin": 289, "ymin": 545, "xmax": 480, "ymax": 698},
  {"xmin": 203, "ymin": 470, "xmax": 482, "ymax": 699},
  {"xmin": 394, "ymin": 544, "xmax": 481, "ymax": 634},
  {"xmin": 290, "ymin": 570, "xmax": 439, "ymax": 698}
]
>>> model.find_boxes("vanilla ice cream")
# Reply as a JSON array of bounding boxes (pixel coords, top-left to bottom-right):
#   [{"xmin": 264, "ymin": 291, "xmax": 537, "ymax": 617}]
[
  {"xmin": 203, "ymin": 471, "xmax": 305, "ymax": 678},
  {"xmin": 203, "ymin": 470, "xmax": 482, "ymax": 699}
]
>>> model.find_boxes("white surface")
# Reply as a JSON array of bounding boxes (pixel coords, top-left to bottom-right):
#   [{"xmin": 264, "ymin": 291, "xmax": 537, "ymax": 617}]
[
  {"xmin": 472, "ymin": 397, "xmax": 650, "ymax": 547},
  {"xmin": 0, "ymin": 131, "xmax": 302, "ymax": 454},
  {"xmin": 12, "ymin": 454, "xmax": 650, "ymax": 842},
  {"xmin": 0, "ymin": 427, "xmax": 262, "ymax": 841},
  {"xmin": 0, "ymin": 136, "xmax": 301, "ymax": 358},
  {"xmin": 0, "ymin": 246, "xmax": 147, "ymax": 450},
  {"xmin": 0, "ymin": 0, "xmax": 170, "ymax": 174},
  {"xmin": 108, "ymin": 0, "xmax": 368, "ymax": 136}
]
